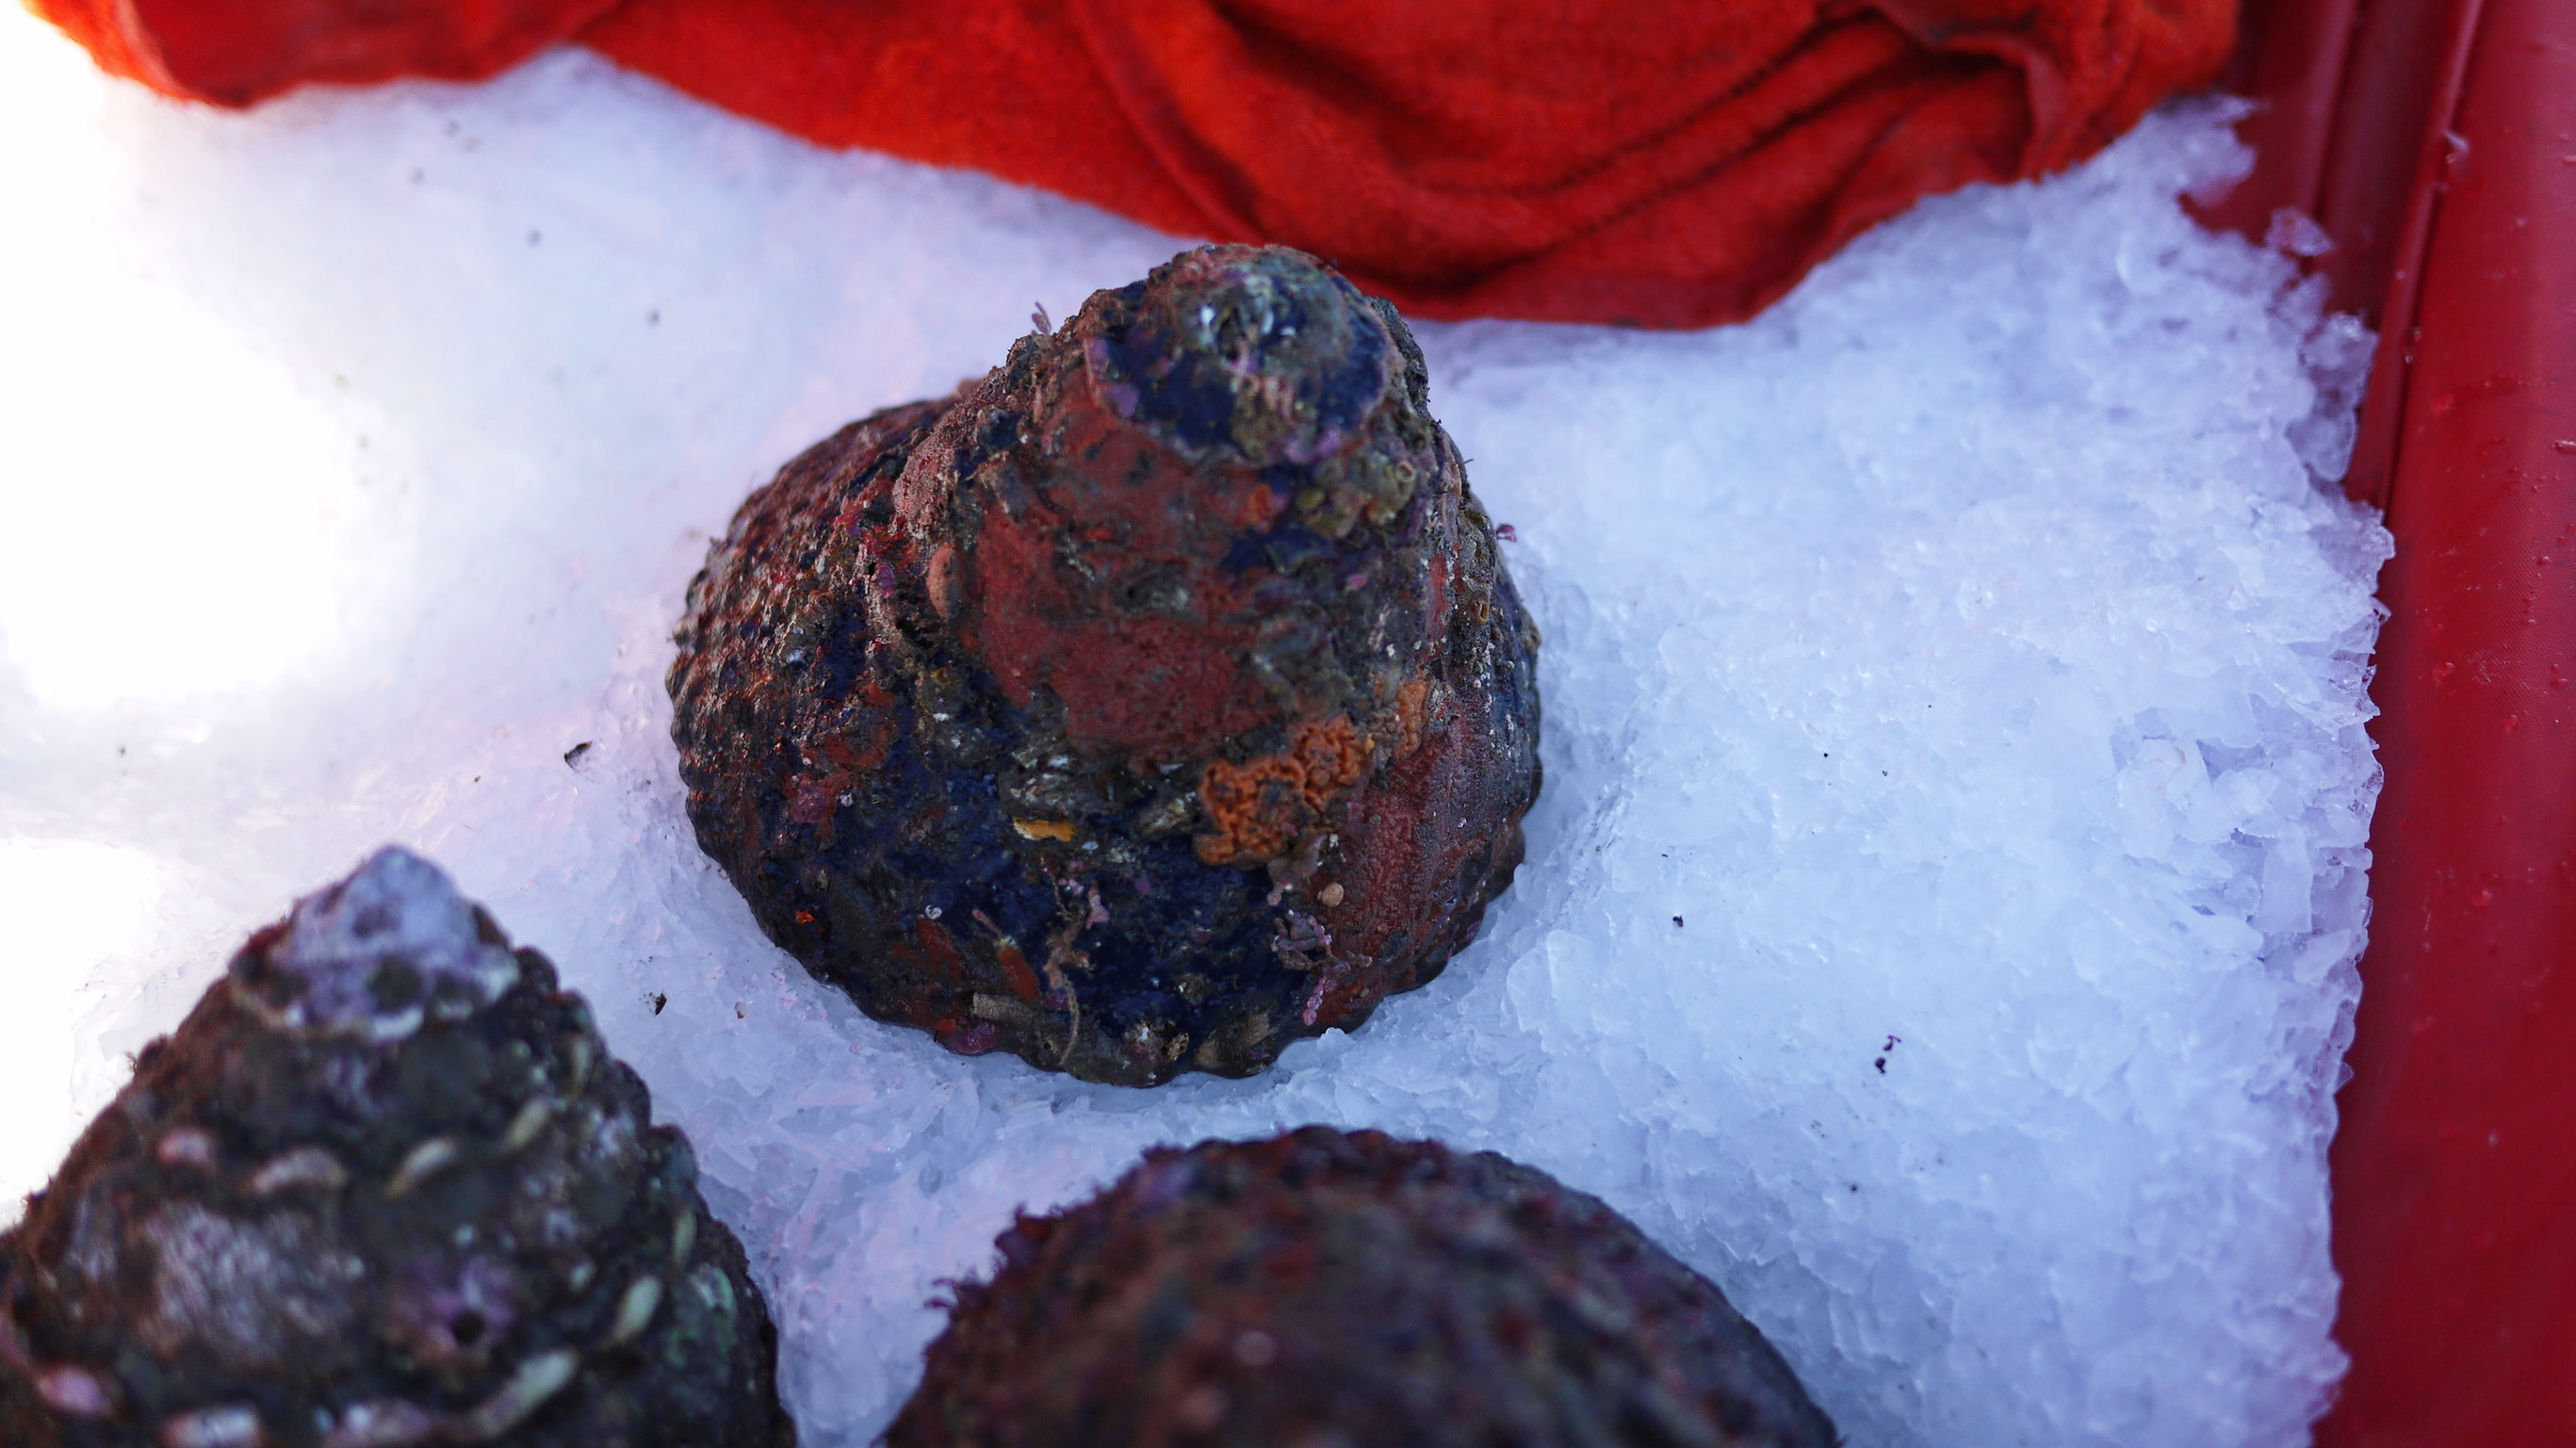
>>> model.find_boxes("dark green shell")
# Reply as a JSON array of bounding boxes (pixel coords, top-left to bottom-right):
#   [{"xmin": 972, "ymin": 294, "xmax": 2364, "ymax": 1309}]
[{"xmin": 0, "ymin": 848, "xmax": 795, "ymax": 1448}]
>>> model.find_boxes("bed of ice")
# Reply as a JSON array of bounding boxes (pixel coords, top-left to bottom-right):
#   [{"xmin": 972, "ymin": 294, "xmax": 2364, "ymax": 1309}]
[{"xmin": 0, "ymin": 10, "xmax": 2393, "ymax": 1446}]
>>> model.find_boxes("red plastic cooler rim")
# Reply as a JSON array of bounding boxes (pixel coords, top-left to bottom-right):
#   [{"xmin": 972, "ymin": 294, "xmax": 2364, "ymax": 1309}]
[{"xmin": 2211, "ymin": 0, "xmax": 2576, "ymax": 1439}]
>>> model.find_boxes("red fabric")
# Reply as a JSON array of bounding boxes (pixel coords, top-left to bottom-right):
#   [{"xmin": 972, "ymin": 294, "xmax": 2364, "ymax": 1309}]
[
  {"xmin": 29, "ymin": 0, "xmax": 2232, "ymax": 327},
  {"xmin": 38, "ymin": 0, "xmax": 628, "ymax": 105}
]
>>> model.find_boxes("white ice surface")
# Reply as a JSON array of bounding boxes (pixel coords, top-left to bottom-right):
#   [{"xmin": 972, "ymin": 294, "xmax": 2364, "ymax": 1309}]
[{"xmin": 0, "ymin": 11, "xmax": 2390, "ymax": 1447}]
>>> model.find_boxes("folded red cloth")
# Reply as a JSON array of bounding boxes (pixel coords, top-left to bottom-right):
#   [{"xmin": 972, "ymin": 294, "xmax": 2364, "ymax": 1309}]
[
  {"xmin": 37, "ymin": 0, "xmax": 627, "ymax": 103},
  {"xmin": 34, "ymin": 0, "xmax": 2231, "ymax": 327}
]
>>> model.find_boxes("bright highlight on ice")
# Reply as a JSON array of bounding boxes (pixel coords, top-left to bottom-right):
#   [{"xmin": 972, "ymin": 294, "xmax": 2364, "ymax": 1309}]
[
  {"xmin": 0, "ymin": 27, "xmax": 354, "ymax": 710},
  {"xmin": 0, "ymin": 840, "xmax": 163, "ymax": 1215},
  {"xmin": 0, "ymin": 8, "xmax": 2388, "ymax": 1447}
]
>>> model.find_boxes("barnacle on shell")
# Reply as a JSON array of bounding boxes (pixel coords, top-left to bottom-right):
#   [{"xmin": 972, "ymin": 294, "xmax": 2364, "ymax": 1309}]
[
  {"xmin": 888, "ymin": 1127, "xmax": 1838, "ymax": 1447},
  {"xmin": 668, "ymin": 245, "xmax": 1542, "ymax": 1086},
  {"xmin": 0, "ymin": 848, "xmax": 794, "ymax": 1448}
]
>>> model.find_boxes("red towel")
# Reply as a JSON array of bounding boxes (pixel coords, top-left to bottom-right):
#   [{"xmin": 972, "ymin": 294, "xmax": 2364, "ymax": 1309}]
[{"xmin": 31, "ymin": 0, "xmax": 2232, "ymax": 327}]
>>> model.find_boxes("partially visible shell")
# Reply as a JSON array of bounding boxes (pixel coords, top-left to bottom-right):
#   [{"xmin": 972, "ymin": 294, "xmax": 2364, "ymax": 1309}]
[
  {"xmin": 0, "ymin": 848, "xmax": 794, "ymax": 1448},
  {"xmin": 889, "ymin": 1127, "xmax": 1838, "ymax": 1448}
]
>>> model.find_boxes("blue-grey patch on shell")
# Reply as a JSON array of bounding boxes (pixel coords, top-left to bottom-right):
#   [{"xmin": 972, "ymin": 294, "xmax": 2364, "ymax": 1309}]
[{"xmin": 233, "ymin": 847, "xmax": 520, "ymax": 1042}]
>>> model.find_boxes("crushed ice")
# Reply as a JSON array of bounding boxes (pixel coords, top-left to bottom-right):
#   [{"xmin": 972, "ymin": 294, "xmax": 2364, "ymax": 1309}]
[{"xmin": 0, "ymin": 14, "xmax": 2389, "ymax": 1448}]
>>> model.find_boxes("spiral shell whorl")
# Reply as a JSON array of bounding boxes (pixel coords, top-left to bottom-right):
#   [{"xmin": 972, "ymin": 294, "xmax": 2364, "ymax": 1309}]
[{"xmin": 0, "ymin": 850, "xmax": 793, "ymax": 1448}]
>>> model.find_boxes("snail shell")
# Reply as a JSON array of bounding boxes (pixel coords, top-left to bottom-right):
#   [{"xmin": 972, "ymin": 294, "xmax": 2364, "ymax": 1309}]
[
  {"xmin": 888, "ymin": 1127, "xmax": 1837, "ymax": 1447},
  {"xmin": 670, "ymin": 245, "xmax": 1541, "ymax": 1086},
  {"xmin": 0, "ymin": 848, "xmax": 794, "ymax": 1448}
]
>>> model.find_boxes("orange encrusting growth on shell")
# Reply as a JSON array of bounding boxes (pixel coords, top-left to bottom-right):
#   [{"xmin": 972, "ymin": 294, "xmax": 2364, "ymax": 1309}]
[{"xmin": 1195, "ymin": 715, "xmax": 1373, "ymax": 866}]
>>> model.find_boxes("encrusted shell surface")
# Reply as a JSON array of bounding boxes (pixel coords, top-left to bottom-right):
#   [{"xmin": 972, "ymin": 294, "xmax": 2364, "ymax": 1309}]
[
  {"xmin": 668, "ymin": 245, "xmax": 1542, "ymax": 1086},
  {"xmin": 887, "ymin": 1127, "xmax": 1838, "ymax": 1447},
  {"xmin": 0, "ymin": 848, "xmax": 795, "ymax": 1448}
]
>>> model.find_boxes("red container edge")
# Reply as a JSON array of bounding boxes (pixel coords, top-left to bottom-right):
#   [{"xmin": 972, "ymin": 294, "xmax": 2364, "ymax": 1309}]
[{"xmin": 2218, "ymin": 0, "xmax": 2576, "ymax": 1440}]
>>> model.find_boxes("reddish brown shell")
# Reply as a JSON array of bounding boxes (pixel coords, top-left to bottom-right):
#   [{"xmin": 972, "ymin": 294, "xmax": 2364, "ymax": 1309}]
[
  {"xmin": 889, "ymin": 1128, "xmax": 1837, "ymax": 1447},
  {"xmin": 668, "ymin": 246, "xmax": 1541, "ymax": 1085}
]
